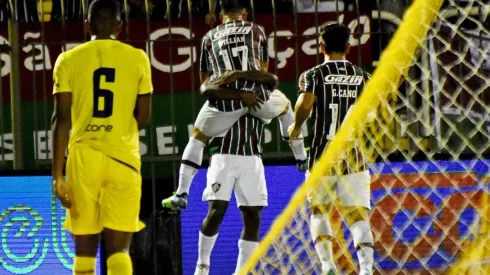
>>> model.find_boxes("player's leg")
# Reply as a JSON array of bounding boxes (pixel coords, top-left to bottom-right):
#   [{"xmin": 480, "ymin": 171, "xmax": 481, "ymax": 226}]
[
  {"xmin": 235, "ymin": 206, "xmax": 262, "ymax": 274},
  {"xmin": 233, "ymin": 155, "xmax": 268, "ymax": 274},
  {"xmin": 338, "ymin": 171, "xmax": 374, "ymax": 275},
  {"xmin": 249, "ymin": 90, "xmax": 307, "ymax": 170},
  {"xmin": 73, "ymin": 235, "xmax": 99, "ymax": 275},
  {"xmin": 196, "ymin": 154, "xmax": 236, "ymax": 274},
  {"xmin": 163, "ymin": 102, "xmax": 246, "ymax": 210},
  {"xmin": 100, "ymin": 157, "xmax": 146, "ymax": 275},
  {"xmin": 307, "ymin": 172, "xmax": 338, "ymax": 274},
  {"xmin": 196, "ymin": 200, "xmax": 229, "ymax": 275},
  {"xmin": 65, "ymin": 147, "xmax": 105, "ymax": 275},
  {"xmin": 103, "ymin": 229, "xmax": 133, "ymax": 275}
]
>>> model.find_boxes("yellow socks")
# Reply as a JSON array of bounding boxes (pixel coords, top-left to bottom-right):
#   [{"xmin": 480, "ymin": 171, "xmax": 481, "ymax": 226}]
[
  {"xmin": 107, "ymin": 252, "xmax": 133, "ymax": 275},
  {"xmin": 73, "ymin": 256, "xmax": 96, "ymax": 275}
]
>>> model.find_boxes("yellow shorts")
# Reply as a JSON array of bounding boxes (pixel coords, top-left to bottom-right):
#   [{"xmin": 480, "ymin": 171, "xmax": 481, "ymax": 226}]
[{"xmin": 64, "ymin": 146, "xmax": 145, "ymax": 235}]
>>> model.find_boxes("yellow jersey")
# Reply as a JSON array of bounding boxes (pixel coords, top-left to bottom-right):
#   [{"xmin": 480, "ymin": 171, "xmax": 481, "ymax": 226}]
[{"xmin": 53, "ymin": 39, "xmax": 153, "ymax": 172}]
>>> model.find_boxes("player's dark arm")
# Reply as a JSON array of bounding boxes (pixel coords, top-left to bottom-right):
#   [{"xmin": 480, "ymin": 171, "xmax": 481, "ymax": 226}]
[
  {"xmin": 293, "ymin": 92, "xmax": 316, "ymax": 129},
  {"xmin": 134, "ymin": 94, "xmax": 152, "ymax": 130},
  {"xmin": 51, "ymin": 93, "xmax": 71, "ymax": 179},
  {"xmin": 200, "ymin": 80, "xmax": 262, "ymax": 101},
  {"xmin": 216, "ymin": 70, "xmax": 279, "ymax": 89},
  {"xmin": 200, "ymin": 80, "xmax": 264, "ymax": 110},
  {"xmin": 240, "ymin": 70, "xmax": 278, "ymax": 89}
]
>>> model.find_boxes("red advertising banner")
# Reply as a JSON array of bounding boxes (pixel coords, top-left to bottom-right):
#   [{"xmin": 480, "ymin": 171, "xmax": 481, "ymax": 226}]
[
  {"xmin": 370, "ymin": 172, "xmax": 483, "ymax": 274},
  {"xmin": 0, "ymin": 12, "xmax": 372, "ymax": 101}
]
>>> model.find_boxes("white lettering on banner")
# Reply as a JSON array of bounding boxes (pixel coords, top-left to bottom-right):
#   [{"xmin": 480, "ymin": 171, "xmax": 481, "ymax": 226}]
[
  {"xmin": 156, "ymin": 126, "xmax": 179, "ymax": 155},
  {"xmin": 301, "ymin": 15, "xmax": 372, "ymax": 56},
  {"xmin": 0, "ymin": 133, "xmax": 13, "ymax": 161},
  {"xmin": 147, "ymin": 28, "xmax": 197, "ymax": 73},
  {"xmin": 302, "ymin": 15, "xmax": 345, "ymax": 55},
  {"xmin": 34, "ymin": 130, "xmax": 52, "ymax": 160},
  {"xmin": 139, "ymin": 129, "xmax": 148, "ymax": 155},
  {"xmin": 23, "ymin": 32, "xmax": 52, "ymax": 71},
  {"xmin": 0, "ymin": 35, "xmax": 11, "ymax": 77},
  {"xmin": 302, "ymin": 27, "xmax": 322, "ymax": 56},
  {"xmin": 0, "ymin": 12, "xmax": 399, "ymax": 77},
  {"xmin": 348, "ymin": 15, "xmax": 370, "ymax": 46},
  {"xmin": 1, "ymin": 125, "xmax": 297, "ymax": 161},
  {"xmin": 268, "ymin": 31, "xmax": 294, "ymax": 69}
]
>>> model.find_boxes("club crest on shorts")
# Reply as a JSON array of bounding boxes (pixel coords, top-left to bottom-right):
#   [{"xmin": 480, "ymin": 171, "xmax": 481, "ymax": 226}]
[{"xmin": 212, "ymin": 183, "xmax": 221, "ymax": 193}]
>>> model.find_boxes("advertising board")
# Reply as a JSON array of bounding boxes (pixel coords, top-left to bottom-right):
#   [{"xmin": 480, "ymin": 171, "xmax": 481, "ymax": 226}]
[
  {"xmin": 0, "ymin": 176, "xmax": 101, "ymax": 274},
  {"xmin": 181, "ymin": 161, "xmax": 490, "ymax": 274}
]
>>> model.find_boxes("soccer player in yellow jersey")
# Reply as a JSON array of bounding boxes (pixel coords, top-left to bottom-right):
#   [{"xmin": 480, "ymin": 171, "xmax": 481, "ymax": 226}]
[{"xmin": 51, "ymin": 1, "xmax": 152, "ymax": 274}]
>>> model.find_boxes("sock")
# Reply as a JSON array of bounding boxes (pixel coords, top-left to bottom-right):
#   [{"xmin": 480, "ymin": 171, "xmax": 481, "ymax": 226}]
[
  {"xmin": 351, "ymin": 220, "xmax": 374, "ymax": 273},
  {"xmin": 107, "ymin": 252, "xmax": 132, "ymax": 275},
  {"xmin": 310, "ymin": 214, "xmax": 335, "ymax": 272},
  {"xmin": 290, "ymin": 138, "xmax": 307, "ymax": 161},
  {"xmin": 73, "ymin": 256, "xmax": 96, "ymax": 275},
  {"xmin": 278, "ymin": 104, "xmax": 307, "ymax": 161},
  {"xmin": 234, "ymin": 239, "xmax": 259, "ymax": 274},
  {"xmin": 197, "ymin": 231, "xmax": 218, "ymax": 266},
  {"xmin": 177, "ymin": 137, "xmax": 206, "ymax": 195}
]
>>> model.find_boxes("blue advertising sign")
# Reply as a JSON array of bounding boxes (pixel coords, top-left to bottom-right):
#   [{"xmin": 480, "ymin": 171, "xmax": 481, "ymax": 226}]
[
  {"xmin": 181, "ymin": 161, "xmax": 490, "ymax": 275},
  {"xmin": 0, "ymin": 176, "xmax": 101, "ymax": 275}
]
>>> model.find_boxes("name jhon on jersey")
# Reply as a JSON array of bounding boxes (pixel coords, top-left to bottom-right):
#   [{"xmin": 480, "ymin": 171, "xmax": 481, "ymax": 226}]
[
  {"xmin": 212, "ymin": 26, "xmax": 252, "ymax": 40},
  {"xmin": 325, "ymin": 74, "xmax": 363, "ymax": 86}
]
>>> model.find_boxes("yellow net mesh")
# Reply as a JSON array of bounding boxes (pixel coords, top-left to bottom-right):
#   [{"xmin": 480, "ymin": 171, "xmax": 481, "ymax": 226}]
[{"xmin": 239, "ymin": 0, "xmax": 490, "ymax": 274}]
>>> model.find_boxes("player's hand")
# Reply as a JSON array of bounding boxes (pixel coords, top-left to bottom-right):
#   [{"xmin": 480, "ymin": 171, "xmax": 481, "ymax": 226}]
[
  {"xmin": 240, "ymin": 91, "xmax": 264, "ymax": 111},
  {"xmin": 288, "ymin": 125, "xmax": 302, "ymax": 144},
  {"xmin": 53, "ymin": 177, "xmax": 73, "ymax": 209},
  {"xmin": 205, "ymin": 12, "xmax": 217, "ymax": 26}
]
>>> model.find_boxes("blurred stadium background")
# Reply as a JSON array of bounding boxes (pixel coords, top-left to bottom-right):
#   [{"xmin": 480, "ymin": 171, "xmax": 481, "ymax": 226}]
[{"xmin": 0, "ymin": 0, "xmax": 489, "ymax": 274}]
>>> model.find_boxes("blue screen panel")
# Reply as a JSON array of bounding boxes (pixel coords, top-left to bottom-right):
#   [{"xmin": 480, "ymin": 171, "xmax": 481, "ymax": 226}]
[
  {"xmin": 181, "ymin": 165, "xmax": 305, "ymax": 275},
  {"xmin": 181, "ymin": 161, "xmax": 490, "ymax": 275},
  {"xmin": 0, "ymin": 176, "xmax": 101, "ymax": 275}
]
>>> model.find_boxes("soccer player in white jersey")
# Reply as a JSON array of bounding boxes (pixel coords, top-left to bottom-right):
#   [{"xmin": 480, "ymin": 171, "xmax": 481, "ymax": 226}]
[
  {"xmin": 289, "ymin": 23, "xmax": 374, "ymax": 275},
  {"xmin": 192, "ymin": 73, "xmax": 269, "ymax": 275},
  {"xmin": 162, "ymin": 0, "xmax": 307, "ymax": 211}
]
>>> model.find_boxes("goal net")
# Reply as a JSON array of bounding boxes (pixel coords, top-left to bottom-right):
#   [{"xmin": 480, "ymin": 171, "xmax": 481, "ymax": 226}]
[{"xmin": 240, "ymin": 0, "xmax": 490, "ymax": 274}]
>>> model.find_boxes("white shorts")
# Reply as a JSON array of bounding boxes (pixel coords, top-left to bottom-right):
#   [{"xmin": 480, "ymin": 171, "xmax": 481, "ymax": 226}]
[
  {"xmin": 194, "ymin": 89, "xmax": 290, "ymax": 137},
  {"xmin": 306, "ymin": 170, "xmax": 371, "ymax": 210},
  {"xmin": 203, "ymin": 154, "xmax": 267, "ymax": 207}
]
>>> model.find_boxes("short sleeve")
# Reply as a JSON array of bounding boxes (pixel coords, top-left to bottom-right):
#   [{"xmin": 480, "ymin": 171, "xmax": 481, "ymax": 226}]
[
  {"xmin": 138, "ymin": 50, "xmax": 153, "ymax": 95},
  {"xmin": 53, "ymin": 53, "xmax": 71, "ymax": 94},
  {"xmin": 258, "ymin": 25, "xmax": 268, "ymax": 62},
  {"xmin": 199, "ymin": 34, "xmax": 212, "ymax": 73},
  {"xmin": 299, "ymin": 70, "xmax": 315, "ymax": 94}
]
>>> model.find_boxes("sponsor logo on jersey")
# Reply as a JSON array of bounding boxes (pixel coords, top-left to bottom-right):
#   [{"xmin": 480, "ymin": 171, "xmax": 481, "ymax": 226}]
[
  {"xmin": 212, "ymin": 26, "xmax": 252, "ymax": 40},
  {"xmin": 324, "ymin": 74, "xmax": 363, "ymax": 86},
  {"xmin": 85, "ymin": 124, "xmax": 113, "ymax": 132}
]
